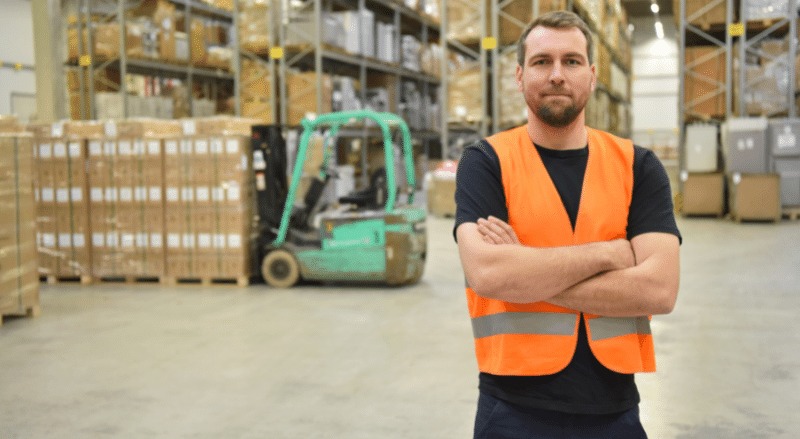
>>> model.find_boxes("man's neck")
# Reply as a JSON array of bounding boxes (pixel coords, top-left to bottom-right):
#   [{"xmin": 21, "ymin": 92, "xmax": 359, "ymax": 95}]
[{"xmin": 526, "ymin": 115, "xmax": 588, "ymax": 151}]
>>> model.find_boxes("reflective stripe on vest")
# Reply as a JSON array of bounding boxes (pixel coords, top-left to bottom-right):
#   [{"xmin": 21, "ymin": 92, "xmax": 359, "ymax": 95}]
[
  {"xmin": 472, "ymin": 312, "xmax": 651, "ymax": 341},
  {"xmin": 589, "ymin": 316, "xmax": 652, "ymax": 341}
]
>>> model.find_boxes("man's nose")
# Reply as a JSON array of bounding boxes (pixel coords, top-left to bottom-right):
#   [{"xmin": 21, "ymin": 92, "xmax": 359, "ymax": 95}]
[{"xmin": 549, "ymin": 63, "xmax": 565, "ymax": 84}]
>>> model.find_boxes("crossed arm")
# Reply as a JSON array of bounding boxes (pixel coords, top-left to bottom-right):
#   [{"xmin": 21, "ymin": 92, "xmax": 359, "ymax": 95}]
[{"xmin": 456, "ymin": 216, "xmax": 680, "ymax": 317}]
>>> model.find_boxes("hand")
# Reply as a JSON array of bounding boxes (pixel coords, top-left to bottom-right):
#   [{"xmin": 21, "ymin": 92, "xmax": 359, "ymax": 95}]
[
  {"xmin": 606, "ymin": 238, "xmax": 636, "ymax": 270},
  {"xmin": 477, "ymin": 216, "xmax": 520, "ymax": 245}
]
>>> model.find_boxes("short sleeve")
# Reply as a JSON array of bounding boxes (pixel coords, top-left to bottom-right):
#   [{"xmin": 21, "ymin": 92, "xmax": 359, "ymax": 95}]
[
  {"xmin": 452, "ymin": 140, "xmax": 508, "ymax": 241},
  {"xmin": 627, "ymin": 146, "xmax": 682, "ymax": 243}
]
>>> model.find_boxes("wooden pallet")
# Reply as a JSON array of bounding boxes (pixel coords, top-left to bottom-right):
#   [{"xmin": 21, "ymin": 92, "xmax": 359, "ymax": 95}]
[
  {"xmin": 732, "ymin": 214, "xmax": 781, "ymax": 223},
  {"xmin": 160, "ymin": 276, "xmax": 250, "ymax": 287},
  {"xmin": 782, "ymin": 207, "xmax": 800, "ymax": 221},
  {"xmin": 40, "ymin": 275, "xmax": 93, "ymax": 285},
  {"xmin": 1, "ymin": 304, "xmax": 41, "ymax": 327},
  {"xmin": 91, "ymin": 276, "xmax": 162, "ymax": 285}
]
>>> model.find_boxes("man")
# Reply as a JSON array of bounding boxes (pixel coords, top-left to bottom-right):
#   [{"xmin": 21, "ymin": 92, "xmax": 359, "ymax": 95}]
[{"xmin": 454, "ymin": 11, "xmax": 681, "ymax": 438}]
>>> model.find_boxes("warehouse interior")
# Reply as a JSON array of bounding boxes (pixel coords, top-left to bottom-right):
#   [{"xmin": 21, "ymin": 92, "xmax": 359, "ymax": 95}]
[{"xmin": 1, "ymin": 0, "xmax": 799, "ymax": 437}]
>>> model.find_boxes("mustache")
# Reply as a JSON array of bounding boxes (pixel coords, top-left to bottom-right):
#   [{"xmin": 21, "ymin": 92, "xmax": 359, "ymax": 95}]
[{"xmin": 542, "ymin": 88, "xmax": 570, "ymax": 96}]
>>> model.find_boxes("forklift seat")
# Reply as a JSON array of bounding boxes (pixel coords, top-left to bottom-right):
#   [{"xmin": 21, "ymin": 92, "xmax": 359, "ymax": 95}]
[
  {"xmin": 338, "ymin": 168, "xmax": 388, "ymax": 209},
  {"xmin": 290, "ymin": 175, "xmax": 330, "ymax": 230}
]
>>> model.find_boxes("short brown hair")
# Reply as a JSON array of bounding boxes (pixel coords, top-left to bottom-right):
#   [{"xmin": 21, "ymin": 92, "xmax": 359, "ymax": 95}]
[{"xmin": 517, "ymin": 11, "xmax": 594, "ymax": 66}]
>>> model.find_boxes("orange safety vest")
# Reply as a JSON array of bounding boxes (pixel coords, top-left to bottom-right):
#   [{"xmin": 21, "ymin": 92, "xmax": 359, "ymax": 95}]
[{"xmin": 466, "ymin": 125, "xmax": 655, "ymax": 376}]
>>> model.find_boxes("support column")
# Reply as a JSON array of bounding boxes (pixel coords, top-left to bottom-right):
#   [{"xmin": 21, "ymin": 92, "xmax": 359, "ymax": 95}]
[{"xmin": 31, "ymin": 0, "xmax": 66, "ymax": 122}]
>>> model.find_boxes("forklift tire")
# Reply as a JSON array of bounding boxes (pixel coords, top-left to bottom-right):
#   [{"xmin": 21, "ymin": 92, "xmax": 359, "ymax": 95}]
[{"xmin": 262, "ymin": 250, "xmax": 300, "ymax": 288}]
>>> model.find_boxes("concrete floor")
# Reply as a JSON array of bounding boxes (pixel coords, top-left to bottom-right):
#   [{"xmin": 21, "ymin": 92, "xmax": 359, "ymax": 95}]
[{"xmin": 1, "ymin": 216, "xmax": 799, "ymax": 438}]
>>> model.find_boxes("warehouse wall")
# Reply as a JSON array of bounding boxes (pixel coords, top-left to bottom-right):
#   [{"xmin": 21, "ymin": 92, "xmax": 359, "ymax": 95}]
[
  {"xmin": 0, "ymin": 0, "xmax": 37, "ymax": 121},
  {"xmin": 629, "ymin": 16, "xmax": 679, "ymax": 152}
]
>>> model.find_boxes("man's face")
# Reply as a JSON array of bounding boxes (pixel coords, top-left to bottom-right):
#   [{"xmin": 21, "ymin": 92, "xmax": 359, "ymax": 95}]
[{"xmin": 516, "ymin": 26, "xmax": 596, "ymax": 128}]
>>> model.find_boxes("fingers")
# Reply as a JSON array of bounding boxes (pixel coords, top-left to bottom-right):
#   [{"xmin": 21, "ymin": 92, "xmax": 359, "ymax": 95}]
[
  {"xmin": 487, "ymin": 216, "xmax": 520, "ymax": 244},
  {"xmin": 477, "ymin": 217, "xmax": 519, "ymax": 245}
]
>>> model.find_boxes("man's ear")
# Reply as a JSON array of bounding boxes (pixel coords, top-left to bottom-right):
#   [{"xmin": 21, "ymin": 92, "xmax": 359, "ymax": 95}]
[{"xmin": 516, "ymin": 65, "xmax": 523, "ymax": 92}]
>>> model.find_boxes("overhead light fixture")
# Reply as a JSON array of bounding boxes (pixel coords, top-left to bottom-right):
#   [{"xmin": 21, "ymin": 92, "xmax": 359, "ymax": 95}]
[{"xmin": 650, "ymin": 1, "xmax": 664, "ymax": 39}]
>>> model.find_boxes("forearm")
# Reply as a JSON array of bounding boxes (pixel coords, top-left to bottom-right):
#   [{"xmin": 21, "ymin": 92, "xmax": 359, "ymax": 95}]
[
  {"xmin": 549, "ymin": 253, "xmax": 679, "ymax": 317},
  {"xmin": 460, "ymin": 231, "xmax": 629, "ymax": 303}
]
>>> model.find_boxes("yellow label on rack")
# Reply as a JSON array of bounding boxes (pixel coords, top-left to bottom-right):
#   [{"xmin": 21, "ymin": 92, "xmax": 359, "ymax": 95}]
[
  {"xmin": 729, "ymin": 23, "xmax": 744, "ymax": 36},
  {"xmin": 14, "ymin": 63, "xmax": 23, "ymax": 71},
  {"xmin": 270, "ymin": 47, "xmax": 284, "ymax": 60},
  {"xmin": 482, "ymin": 37, "xmax": 498, "ymax": 50},
  {"xmin": 79, "ymin": 55, "xmax": 92, "ymax": 66}
]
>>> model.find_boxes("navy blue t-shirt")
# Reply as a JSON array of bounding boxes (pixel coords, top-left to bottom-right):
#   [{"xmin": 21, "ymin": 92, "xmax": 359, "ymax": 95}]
[{"xmin": 453, "ymin": 138, "xmax": 681, "ymax": 415}]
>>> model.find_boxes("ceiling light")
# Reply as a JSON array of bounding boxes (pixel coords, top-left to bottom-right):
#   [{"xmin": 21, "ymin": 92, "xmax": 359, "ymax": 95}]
[
  {"xmin": 651, "ymin": 3, "xmax": 660, "ymax": 13},
  {"xmin": 654, "ymin": 20, "xmax": 664, "ymax": 39}
]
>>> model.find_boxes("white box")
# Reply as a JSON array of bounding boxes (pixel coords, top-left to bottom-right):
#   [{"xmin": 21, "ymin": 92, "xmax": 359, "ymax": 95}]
[{"xmin": 684, "ymin": 123, "xmax": 719, "ymax": 172}]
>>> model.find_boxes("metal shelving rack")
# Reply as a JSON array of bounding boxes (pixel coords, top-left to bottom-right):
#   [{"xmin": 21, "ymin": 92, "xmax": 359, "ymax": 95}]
[
  {"xmin": 441, "ymin": 0, "xmax": 489, "ymax": 159},
  {"xmin": 274, "ymin": 0, "xmax": 443, "ymax": 114},
  {"xmin": 677, "ymin": 0, "xmax": 799, "ymax": 174},
  {"xmin": 67, "ymin": 0, "xmax": 239, "ymax": 120},
  {"xmin": 736, "ymin": 0, "xmax": 798, "ymax": 118},
  {"xmin": 275, "ymin": 0, "xmax": 451, "ymax": 166},
  {"xmin": 234, "ymin": 0, "xmax": 277, "ymax": 123}
]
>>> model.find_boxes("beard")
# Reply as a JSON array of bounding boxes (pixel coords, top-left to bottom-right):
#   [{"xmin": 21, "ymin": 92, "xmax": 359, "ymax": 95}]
[{"xmin": 535, "ymin": 99, "xmax": 582, "ymax": 128}]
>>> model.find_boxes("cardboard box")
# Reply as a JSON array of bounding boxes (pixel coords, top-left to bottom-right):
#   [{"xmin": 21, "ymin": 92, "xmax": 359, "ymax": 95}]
[
  {"xmin": 448, "ymin": 65, "xmax": 483, "ymax": 123},
  {"xmin": 286, "ymin": 71, "xmax": 333, "ymax": 125},
  {"xmin": 239, "ymin": 1, "xmax": 271, "ymax": 54},
  {"xmin": 684, "ymin": 47, "xmax": 727, "ymax": 119},
  {"xmin": 498, "ymin": 0, "xmax": 567, "ymax": 46},
  {"xmin": 681, "ymin": 172, "xmax": 725, "ymax": 216},
  {"xmin": 728, "ymin": 173, "xmax": 781, "ymax": 221},
  {"xmin": 672, "ymin": 0, "xmax": 726, "ymax": 28},
  {"xmin": 427, "ymin": 177, "xmax": 456, "ymax": 217}
]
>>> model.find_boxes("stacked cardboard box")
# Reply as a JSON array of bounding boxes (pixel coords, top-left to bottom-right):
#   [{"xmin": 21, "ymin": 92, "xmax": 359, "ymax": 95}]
[
  {"xmin": 88, "ymin": 119, "xmax": 181, "ymax": 278},
  {"xmin": 239, "ymin": 0, "xmax": 271, "ymax": 55},
  {"xmin": 498, "ymin": 51, "xmax": 527, "ymax": 127},
  {"xmin": 722, "ymin": 117, "xmax": 783, "ymax": 221},
  {"xmin": 498, "ymin": 0, "xmax": 568, "ymax": 47},
  {"xmin": 286, "ymin": 71, "xmax": 333, "ymax": 125},
  {"xmin": 28, "ymin": 117, "xmax": 257, "ymax": 284},
  {"xmin": 240, "ymin": 59, "xmax": 274, "ymax": 123},
  {"xmin": 66, "ymin": 68, "xmax": 121, "ymax": 120},
  {"xmin": 30, "ymin": 122, "xmax": 92, "ymax": 280},
  {"xmin": 733, "ymin": 39, "xmax": 791, "ymax": 117},
  {"xmin": 446, "ymin": 1, "xmax": 483, "ymax": 44},
  {"xmin": 448, "ymin": 64, "xmax": 483, "ymax": 124},
  {"xmin": 684, "ymin": 46, "xmax": 727, "ymax": 119},
  {"xmin": 427, "ymin": 160, "xmax": 457, "ymax": 217},
  {"xmin": 574, "ymin": 0, "xmax": 604, "ymax": 30},
  {"xmin": 672, "ymin": 0, "xmax": 726, "ymax": 28},
  {"xmin": 0, "ymin": 121, "xmax": 40, "ymax": 322},
  {"xmin": 164, "ymin": 118, "xmax": 254, "ymax": 282}
]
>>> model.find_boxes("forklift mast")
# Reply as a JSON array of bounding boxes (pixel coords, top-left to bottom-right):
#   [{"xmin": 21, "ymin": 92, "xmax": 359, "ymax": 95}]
[{"xmin": 250, "ymin": 125, "xmax": 288, "ymax": 251}]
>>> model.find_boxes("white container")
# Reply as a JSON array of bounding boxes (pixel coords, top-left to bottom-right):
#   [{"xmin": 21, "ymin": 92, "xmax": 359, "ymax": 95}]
[{"xmin": 684, "ymin": 123, "xmax": 719, "ymax": 172}]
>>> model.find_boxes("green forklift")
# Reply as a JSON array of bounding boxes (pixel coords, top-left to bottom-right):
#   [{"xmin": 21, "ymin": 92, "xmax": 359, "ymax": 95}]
[{"xmin": 251, "ymin": 110, "xmax": 427, "ymax": 288}]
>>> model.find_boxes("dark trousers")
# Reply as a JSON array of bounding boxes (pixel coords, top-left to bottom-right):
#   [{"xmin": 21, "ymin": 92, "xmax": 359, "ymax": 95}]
[{"xmin": 473, "ymin": 392, "xmax": 648, "ymax": 439}]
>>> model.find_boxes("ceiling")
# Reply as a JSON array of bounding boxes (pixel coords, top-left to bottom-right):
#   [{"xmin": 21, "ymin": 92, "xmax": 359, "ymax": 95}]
[{"xmin": 620, "ymin": 0, "xmax": 673, "ymax": 18}]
